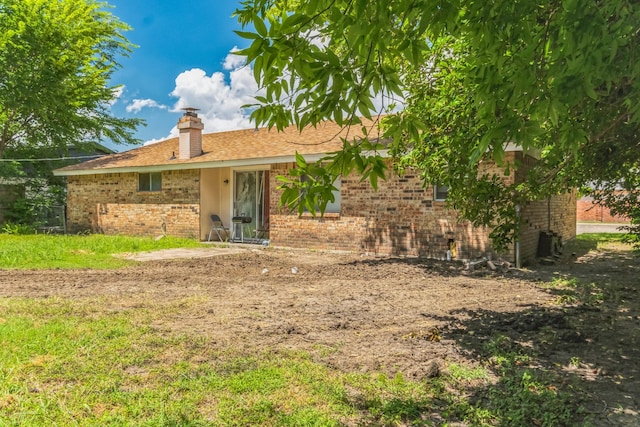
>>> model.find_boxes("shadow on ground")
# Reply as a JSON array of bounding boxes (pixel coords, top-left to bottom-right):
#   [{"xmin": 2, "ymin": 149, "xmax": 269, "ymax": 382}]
[
  {"xmin": 444, "ymin": 247, "xmax": 639, "ymax": 425},
  {"xmin": 346, "ymin": 241, "xmax": 639, "ymax": 426}
]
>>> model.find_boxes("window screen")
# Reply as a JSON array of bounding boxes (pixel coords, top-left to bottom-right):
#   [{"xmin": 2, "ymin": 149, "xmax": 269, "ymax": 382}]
[
  {"xmin": 434, "ymin": 184, "xmax": 449, "ymax": 201},
  {"xmin": 139, "ymin": 172, "xmax": 162, "ymax": 192}
]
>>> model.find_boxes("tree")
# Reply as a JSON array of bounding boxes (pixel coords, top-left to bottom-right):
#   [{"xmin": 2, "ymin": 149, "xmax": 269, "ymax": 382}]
[
  {"xmin": 0, "ymin": 0, "xmax": 142, "ymax": 229},
  {"xmin": 0, "ymin": 0, "xmax": 142, "ymax": 160},
  {"xmin": 234, "ymin": 0, "xmax": 640, "ymax": 250}
]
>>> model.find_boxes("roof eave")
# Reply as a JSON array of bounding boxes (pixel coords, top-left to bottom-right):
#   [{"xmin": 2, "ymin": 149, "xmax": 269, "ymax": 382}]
[{"xmin": 53, "ymin": 153, "xmax": 331, "ymax": 177}]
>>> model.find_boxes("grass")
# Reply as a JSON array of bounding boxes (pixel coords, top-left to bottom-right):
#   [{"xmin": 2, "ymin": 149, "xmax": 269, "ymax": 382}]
[
  {"xmin": 571, "ymin": 232, "xmax": 630, "ymax": 254},
  {"xmin": 0, "ymin": 298, "xmax": 434, "ymax": 426},
  {"xmin": 0, "ymin": 296, "xmax": 592, "ymax": 426},
  {"xmin": 0, "ymin": 234, "xmax": 209, "ymax": 269},
  {"xmin": 1, "ymin": 233, "xmax": 625, "ymax": 425},
  {"xmin": 542, "ymin": 277, "xmax": 605, "ymax": 306},
  {"xmin": 0, "ymin": 232, "xmax": 628, "ymax": 271}
]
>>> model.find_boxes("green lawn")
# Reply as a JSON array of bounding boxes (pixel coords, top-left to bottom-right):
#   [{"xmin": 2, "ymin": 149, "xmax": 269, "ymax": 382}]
[
  {"xmin": 0, "ymin": 234, "xmax": 209, "ymax": 269},
  {"xmin": 0, "ymin": 233, "xmax": 627, "ymax": 425},
  {"xmin": 0, "ymin": 295, "xmax": 591, "ymax": 426},
  {"xmin": 0, "ymin": 298, "xmax": 440, "ymax": 426}
]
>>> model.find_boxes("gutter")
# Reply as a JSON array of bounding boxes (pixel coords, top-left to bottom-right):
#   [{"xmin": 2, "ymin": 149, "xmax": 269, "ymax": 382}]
[
  {"xmin": 53, "ymin": 153, "xmax": 328, "ymax": 177},
  {"xmin": 53, "ymin": 150, "xmax": 391, "ymax": 177},
  {"xmin": 515, "ymin": 204, "xmax": 521, "ymax": 268}
]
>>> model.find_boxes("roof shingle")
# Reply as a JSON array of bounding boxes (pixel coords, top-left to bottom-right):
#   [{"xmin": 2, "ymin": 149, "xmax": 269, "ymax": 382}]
[{"xmin": 55, "ymin": 118, "xmax": 383, "ymax": 175}]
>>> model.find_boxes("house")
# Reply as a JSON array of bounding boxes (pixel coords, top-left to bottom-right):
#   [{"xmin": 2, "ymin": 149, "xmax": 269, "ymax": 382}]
[
  {"xmin": 1, "ymin": 142, "xmax": 114, "ymax": 226},
  {"xmin": 54, "ymin": 109, "xmax": 576, "ymax": 263}
]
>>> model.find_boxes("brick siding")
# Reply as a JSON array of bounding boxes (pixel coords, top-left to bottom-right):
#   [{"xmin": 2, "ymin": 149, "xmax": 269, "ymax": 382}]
[
  {"xmin": 510, "ymin": 152, "xmax": 577, "ymax": 261},
  {"xmin": 65, "ymin": 151, "xmax": 576, "ymax": 263},
  {"xmin": 517, "ymin": 191, "xmax": 577, "ymax": 261},
  {"xmin": 577, "ymin": 195, "xmax": 630, "ymax": 223},
  {"xmin": 270, "ymin": 152, "xmax": 576, "ymax": 263},
  {"xmin": 269, "ymin": 162, "xmax": 494, "ymax": 260},
  {"xmin": 66, "ymin": 169, "xmax": 200, "ymax": 238}
]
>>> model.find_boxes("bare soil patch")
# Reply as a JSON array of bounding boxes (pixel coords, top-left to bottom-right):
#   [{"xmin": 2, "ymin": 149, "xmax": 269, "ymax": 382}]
[{"xmin": 1, "ymin": 244, "xmax": 638, "ymax": 425}]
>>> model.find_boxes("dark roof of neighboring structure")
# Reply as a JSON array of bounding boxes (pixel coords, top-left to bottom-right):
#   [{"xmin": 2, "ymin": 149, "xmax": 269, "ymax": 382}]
[
  {"xmin": 54, "ymin": 118, "xmax": 384, "ymax": 176},
  {"xmin": 67, "ymin": 142, "xmax": 115, "ymax": 157}
]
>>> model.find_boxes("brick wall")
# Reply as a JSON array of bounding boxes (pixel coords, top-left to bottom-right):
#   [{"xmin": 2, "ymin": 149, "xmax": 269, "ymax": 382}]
[
  {"xmin": 66, "ymin": 169, "xmax": 200, "ymax": 238},
  {"xmin": 64, "ymin": 151, "xmax": 576, "ymax": 262},
  {"xmin": 513, "ymin": 152, "xmax": 577, "ymax": 262},
  {"xmin": 269, "ymin": 163, "xmax": 493, "ymax": 260},
  {"xmin": 270, "ymin": 152, "xmax": 576, "ymax": 263},
  {"xmin": 518, "ymin": 191, "xmax": 577, "ymax": 261},
  {"xmin": 577, "ymin": 195, "xmax": 630, "ymax": 223}
]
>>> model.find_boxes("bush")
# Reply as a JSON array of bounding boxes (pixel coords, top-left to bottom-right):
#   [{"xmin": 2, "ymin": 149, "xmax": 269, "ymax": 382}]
[{"xmin": 1, "ymin": 222, "xmax": 36, "ymax": 235}]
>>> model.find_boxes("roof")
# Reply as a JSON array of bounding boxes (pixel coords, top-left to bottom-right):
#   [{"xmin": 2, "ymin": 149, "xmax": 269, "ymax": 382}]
[
  {"xmin": 67, "ymin": 141, "xmax": 115, "ymax": 157},
  {"xmin": 54, "ymin": 118, "xmax": 383, "ymax": 176}
]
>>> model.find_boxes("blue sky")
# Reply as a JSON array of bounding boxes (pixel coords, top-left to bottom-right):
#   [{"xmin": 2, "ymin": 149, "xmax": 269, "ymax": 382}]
[{"xmin": 106, "ymin": 0, "xmax": 257, "ymax": 151}]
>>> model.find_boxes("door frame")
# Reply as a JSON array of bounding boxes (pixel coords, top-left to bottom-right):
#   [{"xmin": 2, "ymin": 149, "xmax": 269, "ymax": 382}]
[{"xmin": 230, "ymin": 165, "xmax": 270, "ymax": 239}]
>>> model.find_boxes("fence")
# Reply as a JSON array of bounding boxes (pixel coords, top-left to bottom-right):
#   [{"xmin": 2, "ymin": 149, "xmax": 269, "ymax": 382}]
[{"xmin": 36, "ymin": 205, "xmax": 66, "ymax": 234}]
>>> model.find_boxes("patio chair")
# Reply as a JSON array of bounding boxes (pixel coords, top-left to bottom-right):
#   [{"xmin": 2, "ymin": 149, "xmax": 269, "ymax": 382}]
[{"xmin": 207, "ymin": 214, "xmax": 229, "ymax": 242}]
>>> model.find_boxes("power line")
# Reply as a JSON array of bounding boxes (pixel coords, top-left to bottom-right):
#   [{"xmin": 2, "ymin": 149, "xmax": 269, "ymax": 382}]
[{"xmin": 0, "ymin": 155, "xmax": 107, "ymax": 163}]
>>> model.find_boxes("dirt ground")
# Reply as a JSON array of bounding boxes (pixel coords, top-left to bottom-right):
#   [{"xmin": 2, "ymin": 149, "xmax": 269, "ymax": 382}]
[{"xmin": 1, "ymin": 243, "xmax": 638, "ymax": 425}]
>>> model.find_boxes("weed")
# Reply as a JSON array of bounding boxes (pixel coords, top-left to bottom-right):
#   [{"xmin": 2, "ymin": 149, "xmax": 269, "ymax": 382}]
[
  {"xmin": 447, "ymin": 363, "xmax": 488, "ymax": 383},
  {"xmin": 544, "ymin": 277, "xmax": 605, "ymax": 307},
  {"xmin": 487, "ymin": 369, "xmax": 579, "ymax": 426},
  {"xmin": 1, "ymin": 222, "xmax": 36, "ymax": 235},
  {"xmin": 483, "ymin": 335, "xmax": 532, "ymax": 368}
]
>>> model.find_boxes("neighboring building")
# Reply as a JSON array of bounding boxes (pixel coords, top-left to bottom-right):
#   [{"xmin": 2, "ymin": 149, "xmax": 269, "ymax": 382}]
[
  {"xmin": 0, "ymin": 181, "xmax": 24, "ymax": 224},
  {"xmin": 0, "ymin": 143, "xmax": 114, "ymax": 226},
  {"xmin": 54, "ymin": 109, "xmax": 576, "ymax": 263},
  {"xmin": 577, "ymin": 194, "xmax": 631, "ymax": 223}
]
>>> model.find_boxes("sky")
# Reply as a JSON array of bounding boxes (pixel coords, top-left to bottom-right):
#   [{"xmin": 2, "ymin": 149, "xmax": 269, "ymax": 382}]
[{"xmin": 106, "ymin": 0, "xmax": 258, "ymax": 151}]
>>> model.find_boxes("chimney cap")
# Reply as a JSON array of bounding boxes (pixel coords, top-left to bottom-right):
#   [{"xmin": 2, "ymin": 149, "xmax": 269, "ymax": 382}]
[{"xmin": 181, "ymin": 107, "xmax": 200, "ymax": 117}]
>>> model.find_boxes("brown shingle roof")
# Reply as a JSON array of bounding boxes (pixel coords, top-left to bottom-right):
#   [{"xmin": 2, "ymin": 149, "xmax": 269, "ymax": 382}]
[{"xmin": 54, "ymin": 118, "xmax": 383, "ymax": 176}]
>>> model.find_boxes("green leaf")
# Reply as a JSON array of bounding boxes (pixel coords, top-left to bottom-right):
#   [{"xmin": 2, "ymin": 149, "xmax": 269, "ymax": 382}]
[
  {"xmin": 253, "ymin": 14, "xmax": 268, "ymax": 37},
  {"xmin": 295, "ymin": 152, "xmax": 307, "ymax": 169},
  {"xmin": 232, "ymin": 0, "xmax": 640, "ymax": 252},
  {"xmin": 234, "ymin": 30, "xmax": 261, "ymax": 40},
  {"xmin": 584, "ymin": 80, "xmax": 598, "ymax": 100}
]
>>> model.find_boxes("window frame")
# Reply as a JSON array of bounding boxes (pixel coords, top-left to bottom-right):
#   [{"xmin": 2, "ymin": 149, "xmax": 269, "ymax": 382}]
[
  {"xmin": 300, "ymin": 175, "xmax": 342, "ymax": 215},
  {"xmin": 434, "ymin": 184, "xmax": 449, "ymax": 201},
  {"xmin": 138, "ymin": 172, "xmax": 162, "ymax": 192}
]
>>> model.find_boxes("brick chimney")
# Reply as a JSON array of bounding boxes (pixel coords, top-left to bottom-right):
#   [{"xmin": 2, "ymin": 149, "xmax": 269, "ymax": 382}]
[{"xmin": 178, "ymin": 107, "xmax": 204, "ymax": 159}]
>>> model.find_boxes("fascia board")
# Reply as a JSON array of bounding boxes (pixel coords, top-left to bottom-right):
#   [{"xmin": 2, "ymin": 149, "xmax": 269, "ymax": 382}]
[{"xmin": 54, "ymin": 150, "xmax": 391, "ymax": 177}]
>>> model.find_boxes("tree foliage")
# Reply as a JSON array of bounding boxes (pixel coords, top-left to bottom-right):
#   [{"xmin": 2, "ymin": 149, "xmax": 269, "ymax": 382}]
[
  {"xmin": 235, "ymin": 0, "xmax": 640, "ymax": 250},
  {"xmin": 0, "ymin": 0, "xmax": 142, "ymax": 159}
]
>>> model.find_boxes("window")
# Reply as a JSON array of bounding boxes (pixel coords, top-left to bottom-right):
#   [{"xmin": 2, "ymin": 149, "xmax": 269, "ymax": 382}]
[
  {"xmin": 138, "ymin": 172, "xmax": 162, "ymax": 192},
  {"xmin": 324, "ymin": 179, "xmax": 341, "ymax": 213},
  {"xmin": 434, "ymin": 184, "xmax": 449, "ymax": 201},
  {"xmin": 301, "ymin": 176, "xmax": 341, "ymax": 214}
]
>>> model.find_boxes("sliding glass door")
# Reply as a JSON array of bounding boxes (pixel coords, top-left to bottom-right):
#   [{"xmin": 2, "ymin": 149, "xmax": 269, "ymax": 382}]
[{"xmin": 233, "ymin": 170, "xmax": 268, "ymax": 238}]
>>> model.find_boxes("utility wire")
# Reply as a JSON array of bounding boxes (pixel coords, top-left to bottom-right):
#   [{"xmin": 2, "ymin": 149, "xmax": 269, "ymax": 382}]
[{"xmin": 0, "ymin": 155, "xmax": 107, "ymax": 163}]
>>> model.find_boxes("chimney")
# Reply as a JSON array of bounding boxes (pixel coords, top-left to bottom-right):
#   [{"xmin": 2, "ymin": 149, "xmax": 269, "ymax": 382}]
[{"xmin": 178, "ymin": 107, "xmax": 204, "ymax": 159}]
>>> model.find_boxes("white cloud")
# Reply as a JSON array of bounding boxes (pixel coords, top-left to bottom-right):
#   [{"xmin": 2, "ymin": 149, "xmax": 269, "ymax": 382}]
[
  {"xmin": 222, "ymin": 47, "xmax": 246, "ymax": 70},
  {"xmin": 126, "ymin": 98, "xmax": 168, "ymax": 114},
  {"xmin": 143, "ymin": 133, "xmax": 175, "ymax": 146},
  {"xmin": 165, "ymin": 50, "xmax": 261, "ymax": 133},
  {"xmin": 139, "ymin": 46, "xmax": 404, "ymax": 146},
  {"xmin": 141, "ymin": 49, "xmax": 261, "ymax": 145},
  {"xmin": 108, "ymin": 85, "xmax": 125, "ymax": 106}
]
